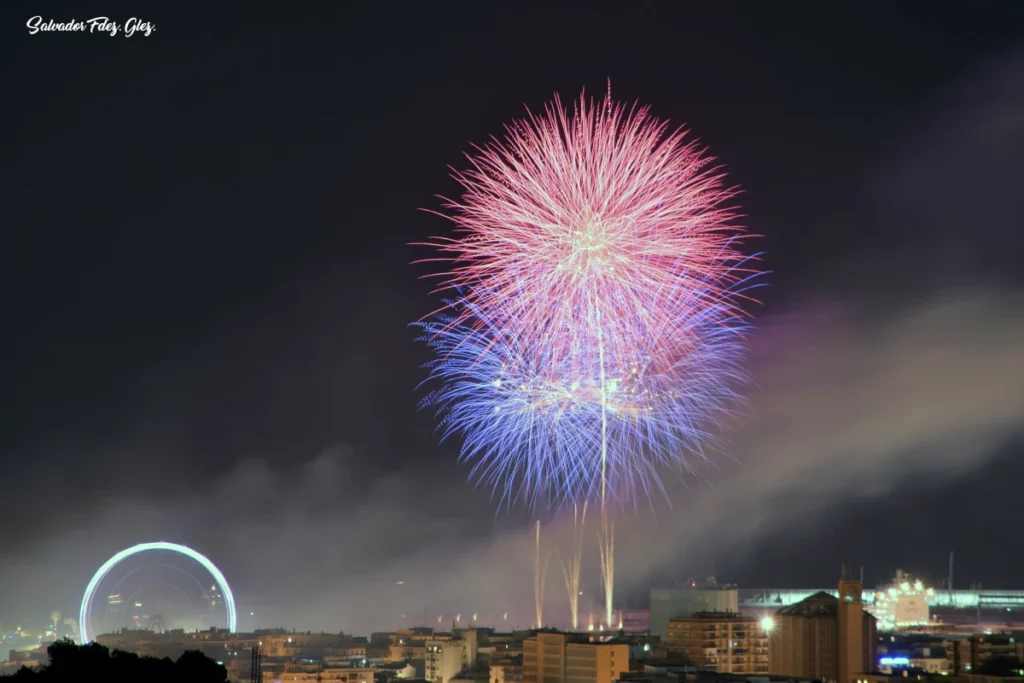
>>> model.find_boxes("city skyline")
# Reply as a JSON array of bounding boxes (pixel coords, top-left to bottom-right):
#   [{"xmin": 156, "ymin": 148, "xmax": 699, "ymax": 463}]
[
  {"xmin": 7, "ymin": 547, "xmax": 1024, "ymax": 641},
  {"xmin": 3, "ymin": 0, "xmax": 1024, "ymax": 644},
  {"xmin": 8, "ymin": 562, "xmax": 1024, "ymax": 683}
]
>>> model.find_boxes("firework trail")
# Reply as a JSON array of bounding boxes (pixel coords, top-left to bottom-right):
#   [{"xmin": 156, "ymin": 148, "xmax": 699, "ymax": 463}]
[
  {"xmin": 558, "ymin": 502, "xmax": 587, "ymax": 630},
  {"xmin": 534, "ymin": 521, "xmax": 549, "ymax": 628},
  {"xmin": 416, "ymin": 86, "xmax": 760, "ymax": 627}
]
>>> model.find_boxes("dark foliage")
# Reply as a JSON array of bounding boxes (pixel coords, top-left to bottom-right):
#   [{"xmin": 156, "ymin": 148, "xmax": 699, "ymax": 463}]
[
  {"xmin": 976, "ymin": 655, "xmax": 1024, "ymax": 677},
  {"xmin": 2, "ymin": 638, "xmax": 228, "ymax": 682}
]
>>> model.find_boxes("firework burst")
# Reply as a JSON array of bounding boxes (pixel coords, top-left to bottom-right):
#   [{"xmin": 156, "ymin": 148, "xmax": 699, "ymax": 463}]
[
  {"xmin": 419, "ymin": 90, "xmax": 755, "ymax": 358},
  {"xmin": 415, "ymin": 85, "xmax": 761, "ymax": 627},
  {"xmin": 415, "ymin": 285, "xmax": 752, "ymax": 509}
]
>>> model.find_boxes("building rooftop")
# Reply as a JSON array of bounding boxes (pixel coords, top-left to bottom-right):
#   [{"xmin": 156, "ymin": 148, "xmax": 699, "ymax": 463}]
[
  {"xmin": 526, "ymin": 630, "xmax": 633, "ymax": 646},
  {"xmin": 775, "ymin": 591, "xmax": 840, "ymax": 618},
  {"xmin": 669, "ymin": 611, "xmax": 752, "ymax": 622},
  {"xmin": 773, "ymin": 590, "xmax": 879, "ymax": 623},
  {"xmin": 619, "ymin": 672, "xmax": 818, "ymax": 683}
]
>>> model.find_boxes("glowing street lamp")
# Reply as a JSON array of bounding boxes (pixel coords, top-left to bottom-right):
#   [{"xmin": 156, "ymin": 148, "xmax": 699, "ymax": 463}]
[{"xmin": 761, "ymin": 616, "xmax": 775, "ymax": 632}]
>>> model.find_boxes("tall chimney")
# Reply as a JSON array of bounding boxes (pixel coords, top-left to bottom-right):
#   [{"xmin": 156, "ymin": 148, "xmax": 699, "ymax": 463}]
[{"xmin": 838, "ymin": 573, "xmax": 865, "ymax": 683}]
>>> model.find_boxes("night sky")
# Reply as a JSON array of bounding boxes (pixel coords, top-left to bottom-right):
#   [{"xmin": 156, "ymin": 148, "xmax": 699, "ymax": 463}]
[{"xmin": 2, "ymin": 2, "xmax": 1024, "ymax": 634}]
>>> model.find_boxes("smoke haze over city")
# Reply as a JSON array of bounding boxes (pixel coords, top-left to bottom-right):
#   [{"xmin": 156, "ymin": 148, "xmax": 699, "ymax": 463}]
[{"xmin": 1, "ymin": 2, "xmax": 1023, "ymax": 638}]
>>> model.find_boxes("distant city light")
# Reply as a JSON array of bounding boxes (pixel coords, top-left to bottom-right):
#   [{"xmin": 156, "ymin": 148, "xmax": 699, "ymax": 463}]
[
  {"xmin": 871, "ymin": 571, "xmax": 932, "ymax": 631},
  {"xmin": 881, "ymin": 657, "xmax": 910, "ymax": 667}
]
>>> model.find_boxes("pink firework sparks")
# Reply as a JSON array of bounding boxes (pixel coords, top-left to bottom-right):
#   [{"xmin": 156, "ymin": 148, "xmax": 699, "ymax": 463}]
[{"xmin": 418, "ymin": 87, "xmax": 756, "ymax": 371}]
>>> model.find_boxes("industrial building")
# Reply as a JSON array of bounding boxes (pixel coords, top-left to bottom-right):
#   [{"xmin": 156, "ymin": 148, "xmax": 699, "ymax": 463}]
[
  {"xmin": 650, "ymin": 580, "xmax": 739, "ymax": 640},
  {"xmin": 768, "ymin": 575, "xmax": 878, "ymax": 683}
]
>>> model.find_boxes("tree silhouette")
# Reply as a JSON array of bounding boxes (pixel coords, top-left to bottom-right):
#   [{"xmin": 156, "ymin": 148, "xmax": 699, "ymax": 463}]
[
  {"xmin": 176, "ymin": 649, "xmax": 228, "ymax": 682},
  {"xmin": 0, "ymin": 638, "xmax": 227, "ymax": 682},
  {"xmin": 977, "ymin": 655, "xmax": 1023, "ymax": 677}
]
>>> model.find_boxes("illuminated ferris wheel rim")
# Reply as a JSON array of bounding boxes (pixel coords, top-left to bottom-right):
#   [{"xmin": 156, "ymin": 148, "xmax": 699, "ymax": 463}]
[{"xmin": 79, "ymin": 541, "xmax": 237, "ymax": 645}]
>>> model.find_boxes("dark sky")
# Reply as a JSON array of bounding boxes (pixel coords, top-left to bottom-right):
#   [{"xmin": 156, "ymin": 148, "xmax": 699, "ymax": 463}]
[{"xmin": 2, "ymin": 1, "xmax": 1023, "ymax": 635}]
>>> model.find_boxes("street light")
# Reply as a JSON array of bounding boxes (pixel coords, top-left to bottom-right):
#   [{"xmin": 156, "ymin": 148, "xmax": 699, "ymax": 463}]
[{"xmin": 761, "ymin": 616, "xmax": 775, "ymax": 632}]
